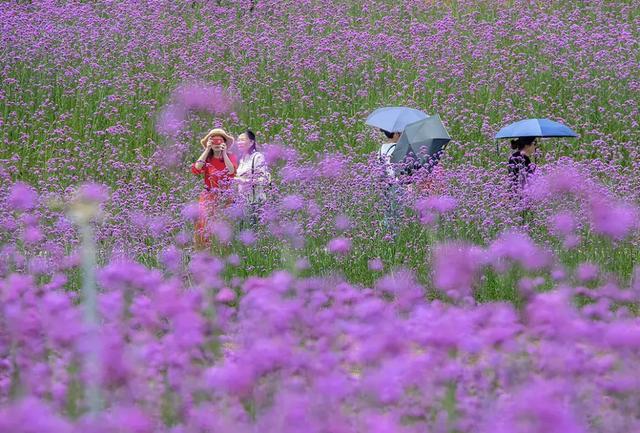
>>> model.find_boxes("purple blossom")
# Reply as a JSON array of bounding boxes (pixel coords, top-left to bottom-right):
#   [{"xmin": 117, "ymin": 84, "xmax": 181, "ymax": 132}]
[
  {"xmin": 563, "ymin": 234, "xmax": 581, "ymax": 249},
  {"xmin": 295, "ymin": 257, "xmax": 310, "ymax": 271},
  {"xmin": 7, "ymin": 182, "xmax": 38, "ymax": 211},
  {"xmin": 156, "ymin": 104, "xmax": 185, "ymax": 137},
  {"xmin": 604, "ymin": 321, "xmax": 640, "ymax": 350},
  {"xmin": 481, "ymin": 379, "xmax": 587, "ymax": 433},
  {"xmin": 156, "ymin": 83, "xmax": 236, "ymax": 137},
  {"xmin": 589, "ymin": 197, "xmax": 639, "ymax": 240},
  {"xmin": 576, "ymin": 262, "xmax": 599, "ymax": 282},
  {"xmin": 549, "ymin": 211, "xmax": 576, "ymax": 236},
  {"xmin": 159, "ymin": 245, "xmax": 182, "ymax": 273},
  {"xmin": 368, "ymin": 258, "xmax": 384, "ymax": 271},
  {"xmin": 263, "ymin": 144, "xmax": 289, "ymax": 165},
  {"xmin": 216, "ymin": 287, "xmax": 236, "ymax": 303},
  {"xmin": 206, "ymin": 362, "xmax": 255, "ymax": 398},
  {"xmin": 334, "ymin": 214, "xmax": 350, "ymax": 231},
  {"xmin": 488, "ymin": 232, "xmax": 552, "ymax": 271},
  {"xmin": 0, "ymin": 398, "xmax": 73, "ymax": 433},
  {"xmin": 174, "ymin": 83, "xmax": 235, "ymax": 114},
  {"xmin": 227, "ymin": 253, "xmax": 241, "ymax": 266},
  {"xmin": 326, "ymin": 237, "xmax": 352, "ymax": 255},
  {"xmin": 281, "ymin": 194, "xmax": 305, "ymax": 211},
  {"xmin": 181, "ymin": 202, "xmax": 200, "ymax": 221},
  {"xmin": 416, "ymin": 195, "xmax": 457, "ymax": 214},
  {"xmin": 77, "ymin": 183, "xmax": 110, "ymax": 204},
  {"xmin": 238, "ymin": 229, "xmax": 257, "ymax": 245},
  {"xmin": 433, "ymin": 242, "xmax": 486, "ymax": 298}
]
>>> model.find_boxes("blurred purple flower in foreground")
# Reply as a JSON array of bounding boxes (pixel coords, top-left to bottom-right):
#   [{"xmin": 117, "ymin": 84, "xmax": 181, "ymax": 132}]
[
  {"xmin": 576, "ymin": 262, "xmax": 599, "ymax": 282},
  {"xmin": 482, "ymin": 379, "xmax": 587, "ymax": 433},
  {"xmin": 7, "ymin": 182, "xmax": 38, "ymax": 212},
  {"xmin": 157, "ymin": 83, "xmax": 237, "ymax": 137},
  {"xmin": 488, "ymin": 232, "xmax": 552, "ymax": 271},
  {"xmin": 549, "ymin": 211, "xmax": 576, "ymax": 237},
  {"xmin": 589, "ymin": 196, "xmax": 639, "ymax": 241},
  {"xmin": 281, "ymin": 195, "xmax": 305, "ymax": 211},
  {"xmin": 433, "ymin": 242, "xmax": 485, "ymax": 298},
  {"xmin": 327, "ymin": 237, "xmax": 352, "ymax": 255},
  {"xmin": 77, "ymin": 183, "xmax": 110, "ymax": 204}
]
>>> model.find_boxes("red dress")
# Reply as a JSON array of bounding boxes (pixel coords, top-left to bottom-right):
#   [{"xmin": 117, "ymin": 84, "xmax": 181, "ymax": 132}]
[{"xmin": 191, "ymin": 153, "xmax": 238, "ymax": 246}]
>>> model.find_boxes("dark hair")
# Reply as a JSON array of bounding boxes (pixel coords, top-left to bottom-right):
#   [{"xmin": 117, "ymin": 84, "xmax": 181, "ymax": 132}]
[
  {"xmin": 510, "ymin": 136, "xmax": 537, "ymax": 150},
  {"xmin": 244, "ymin": 129, "xmax": 257, "ymax": 154},
  {"xmin": 380, "ymin": 129, "xmax": 396, "ymax": 139}
]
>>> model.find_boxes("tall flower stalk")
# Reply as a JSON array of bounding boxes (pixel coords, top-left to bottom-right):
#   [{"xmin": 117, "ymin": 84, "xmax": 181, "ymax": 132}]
[
  {"xmin": 68, "ymin": 184, "xmax": 109, "ymax": 416},
  {"xmin": 78, "ymin": 222, "xmax": 101, "ymax": 415}
]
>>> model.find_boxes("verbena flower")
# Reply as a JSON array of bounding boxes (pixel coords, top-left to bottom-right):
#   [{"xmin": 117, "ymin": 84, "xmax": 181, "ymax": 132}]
[
  {"xmin": 326, "ymin": 237, "xmax": 352, "ymax": 255},
  {"xmin": 433, "ymin": 242, "xmax": 486, "ymax": 298},
  {"xmin": 7, "ymin": 182, "xmax": 38, "ymax": 212}
]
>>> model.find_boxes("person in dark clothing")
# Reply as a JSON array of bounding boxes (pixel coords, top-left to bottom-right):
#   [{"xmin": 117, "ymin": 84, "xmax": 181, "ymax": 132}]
[{"xmin": 508, "ymin": 137, "xmax": 537, "ymax": 189}]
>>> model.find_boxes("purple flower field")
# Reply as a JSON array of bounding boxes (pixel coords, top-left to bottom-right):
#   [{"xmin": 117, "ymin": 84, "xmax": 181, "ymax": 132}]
[{"xmin": 1, "ymin": 1, "xmax": 640, "ymax": 431}]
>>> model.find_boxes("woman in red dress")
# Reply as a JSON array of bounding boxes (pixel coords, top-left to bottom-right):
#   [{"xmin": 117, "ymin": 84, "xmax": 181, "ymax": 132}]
[{"xmin": 191, "ymin": 128, "xmax": 238, "ymax": 247}]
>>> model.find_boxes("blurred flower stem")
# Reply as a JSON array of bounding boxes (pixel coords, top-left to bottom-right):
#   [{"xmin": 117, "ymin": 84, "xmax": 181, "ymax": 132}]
[
  {"xmin": 79, "ymin": 221, "xmax": 102, "ymax": 415},
  {"xmin": 69, "ymin": 190, "xmax": 105, "ymax": 416}
]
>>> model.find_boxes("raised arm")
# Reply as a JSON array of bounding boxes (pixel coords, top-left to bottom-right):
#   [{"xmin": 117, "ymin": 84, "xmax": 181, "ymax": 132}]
[
  {"xmin": 220, "ymin": 143, "xmax": 235, "ymax": 175},
  {"xmin": 192, "ymin": 145, "xmax": 212, "ymax": 173}
]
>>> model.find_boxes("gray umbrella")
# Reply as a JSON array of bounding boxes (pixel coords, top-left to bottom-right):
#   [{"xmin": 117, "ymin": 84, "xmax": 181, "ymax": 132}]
[{"xmin": 390, "ymin": 114, "xmax": 451, "ymax": 165}]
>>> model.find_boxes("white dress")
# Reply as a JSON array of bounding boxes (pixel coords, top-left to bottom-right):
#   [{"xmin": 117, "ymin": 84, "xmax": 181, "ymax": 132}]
[
  {"xmin": 236, "ymin": 152, "xmax": 270, "ymax": 203},
  {"xmin": 377, "ymin": 142, "xmax": 397, "ymax": 179}
]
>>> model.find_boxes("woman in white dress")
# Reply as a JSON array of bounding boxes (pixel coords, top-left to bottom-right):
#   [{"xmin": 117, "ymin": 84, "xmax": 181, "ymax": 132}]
[
  {"xmin": 235, "ymin": 130, "xmax": 270, "ymax": 226},
  {"xmin": 377, "ymin": 129, "xmax": 402, "ymax": 238}
]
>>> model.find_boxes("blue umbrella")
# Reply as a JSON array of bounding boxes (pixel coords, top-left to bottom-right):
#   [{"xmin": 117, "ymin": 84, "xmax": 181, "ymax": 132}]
[
  {"xmin": 495, "ymin": 118, "xmax": 578, "ymax": 139},
  {"xmin": 365, "ymin": 106, "xmax": 428, "ymax": 133}
]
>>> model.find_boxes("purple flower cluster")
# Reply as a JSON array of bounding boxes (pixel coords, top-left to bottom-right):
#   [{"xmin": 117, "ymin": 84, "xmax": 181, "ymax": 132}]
[
  {"xmin": 0, "ymin": 157, "xmax": 638, "ymax": 430},
  {"xmin": 1, "ymin": 250, "xmax": 640, "ymax": 431},
  {"xmin": 157, "ymin": 83, "xmax": 237, "ymax": 138}
]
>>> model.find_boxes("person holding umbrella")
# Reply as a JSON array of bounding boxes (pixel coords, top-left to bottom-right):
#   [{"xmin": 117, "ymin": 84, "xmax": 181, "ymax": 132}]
[
  {"xmin": 495, "ymin": 118, "xmax": 578, "ymax": 190},
  {"xmin": 388, "ymin": 114, "xmax": 451, "ymax": 194},
  {"xmin": 378, "ymin": 129, "xmax": 402, "ymax": 178},
  {"xmin": 365, "ymin": 107, "xmax": 429, "ymax": 237},
  {"xmin": 376, "ymin": 128, "xmax": 403, "ymax": 238},
  {"xmin": 507, "ymin": 137, "xmax": 537, "ymax": 188},
  {"xmin": 367, "ymin": 107, "xmax": 428, "ymax": 179}
]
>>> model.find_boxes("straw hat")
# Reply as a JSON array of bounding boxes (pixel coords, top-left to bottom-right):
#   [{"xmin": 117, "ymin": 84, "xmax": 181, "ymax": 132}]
[{"xmin": 200, "ymin": 128, "xmax": 234, "ymax": 148}]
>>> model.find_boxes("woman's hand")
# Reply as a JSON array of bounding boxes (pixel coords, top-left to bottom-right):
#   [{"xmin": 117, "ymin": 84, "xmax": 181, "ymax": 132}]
[
  {"xmin": 220, "ymin": 143, "xmax": 235, "ymax": 174},
  {"xmin": 195, "ymin": 143, "xmax": 213, "ymax": 170}
]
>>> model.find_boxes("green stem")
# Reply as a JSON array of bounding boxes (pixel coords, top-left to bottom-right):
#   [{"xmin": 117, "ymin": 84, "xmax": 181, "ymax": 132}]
[{"xmin": 80, "ymin": 223, "xmax": 102, "ymax": 415}]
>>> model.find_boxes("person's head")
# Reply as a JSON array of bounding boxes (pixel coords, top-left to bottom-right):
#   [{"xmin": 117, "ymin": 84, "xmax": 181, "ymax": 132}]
[
  {"xmin": 237, "ymin": 129, "xmax": 257, "ymax": 155},
  {"xmin": 200, "ymin": 128, "xmax": 234, "ymax": 154},
  {"xmin": 510, "ymin": 137, "xmax": 537, "ymax": 154},
  {"xmin": 208, "ymin": 135, "xmax": 226, "ymax": 152},
  {"xmin": 380, "ymin": 129, "xmax": 401, "ymax": 143}
]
